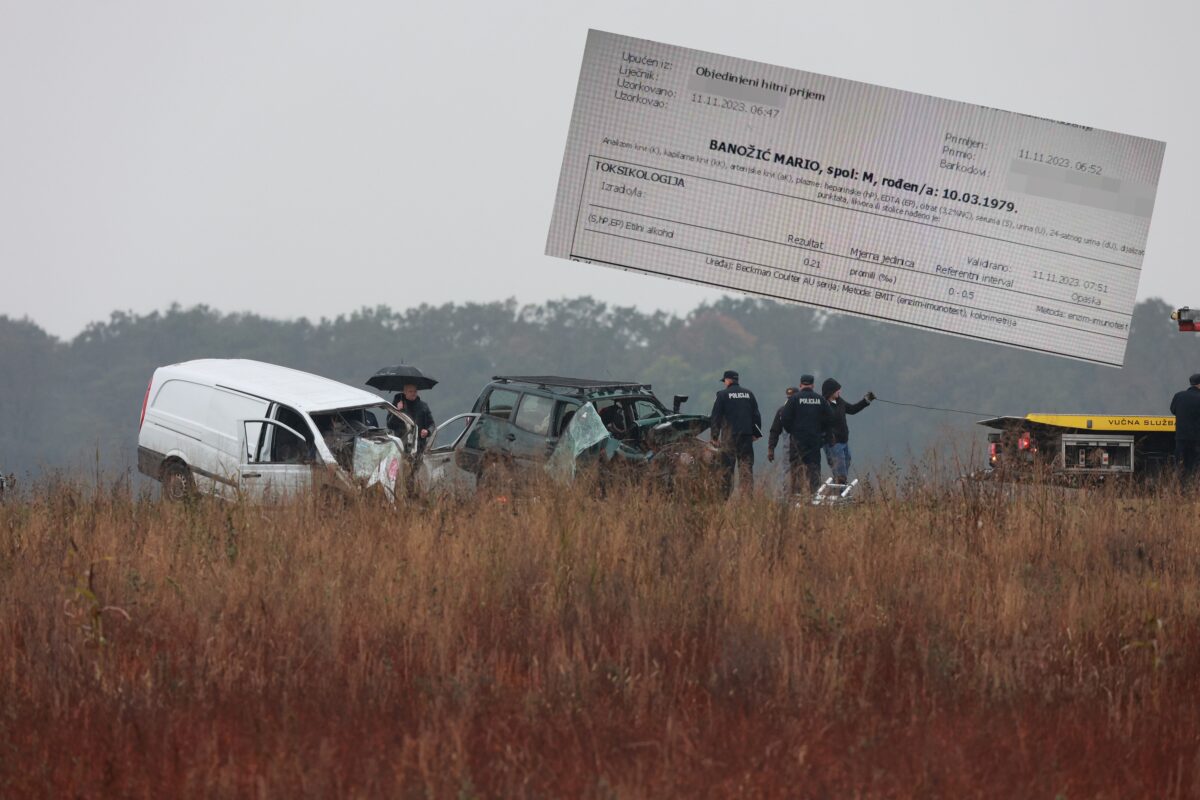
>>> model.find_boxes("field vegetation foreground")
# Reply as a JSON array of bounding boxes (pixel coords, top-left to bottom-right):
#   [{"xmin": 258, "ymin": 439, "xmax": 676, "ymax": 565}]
[{"xmin": 3, "ymin": 477, "xmax": 1200, "ymax": 798}]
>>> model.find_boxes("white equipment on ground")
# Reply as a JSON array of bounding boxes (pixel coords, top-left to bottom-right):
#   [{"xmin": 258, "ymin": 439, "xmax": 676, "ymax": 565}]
[{"xmin": 809, "ymin": 477, "xmax": 859, "ymax": 506}]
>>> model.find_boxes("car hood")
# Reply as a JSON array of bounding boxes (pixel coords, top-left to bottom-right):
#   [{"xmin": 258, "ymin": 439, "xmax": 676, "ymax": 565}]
[
  {"xmin": 636, "ymin": 413, "xmax": 710, "ymax": 445},
  {"xmin": 546, "ymin": 404, "xmax": 709, "ymax": 481}
]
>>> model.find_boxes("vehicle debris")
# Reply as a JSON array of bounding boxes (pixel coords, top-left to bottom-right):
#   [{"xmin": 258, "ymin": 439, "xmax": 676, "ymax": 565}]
[{"xmin": 419, "ymin": 376, "xmax": 716, "ymax": 493}]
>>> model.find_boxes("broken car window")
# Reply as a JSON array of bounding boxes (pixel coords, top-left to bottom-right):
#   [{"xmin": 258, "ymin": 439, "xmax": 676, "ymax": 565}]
[
  {"xmin": 480, "ymin": 389, "xmax": 520, "ymax": 421},
  {"xmin": 312, "ymin": 403, "xmax": 407, "ymax": 471},
  {"xmin": 270, "ymin": 406, "xmax": 314, "ymax": 463},
  {"xmin": 513, "ymin": 394, "xmax": 555, "ymax": 437},
  {"xmin": 632, "ymin": 399, "xmax": 667, "ymax": 421},
  {"xmin": 555, "ymin": 402, "xmax": 581, "ymax": 436},
  {"xmin": 546, "ymin": 402, "xmax": 611, "ymax": 481},
  {"xmin": 428, "ymin": 415, "xmax": 474, "ymax": 453}
]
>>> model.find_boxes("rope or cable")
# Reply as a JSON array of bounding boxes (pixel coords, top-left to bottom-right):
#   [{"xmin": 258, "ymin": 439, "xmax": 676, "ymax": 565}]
[{"xmin": 872, "ymin": 396, "xmax": 1003, "ymax": 419}]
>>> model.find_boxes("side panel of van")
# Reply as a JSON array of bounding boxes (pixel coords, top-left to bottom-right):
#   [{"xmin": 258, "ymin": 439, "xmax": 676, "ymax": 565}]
[{"xmin": 139, "ymin": 375, "xmax": 270, "ymax": 499}]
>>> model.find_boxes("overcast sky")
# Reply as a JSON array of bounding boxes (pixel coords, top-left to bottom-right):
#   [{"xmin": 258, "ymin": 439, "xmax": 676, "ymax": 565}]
[{"xmin": 1, "ymin": 0, "xmax": 1194, "ymax": 339}]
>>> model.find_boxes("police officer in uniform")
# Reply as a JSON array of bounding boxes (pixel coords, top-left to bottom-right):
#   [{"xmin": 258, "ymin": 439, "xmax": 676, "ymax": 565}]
[
  {"xmin": 767, "ymin": 386, "xmax": 798, "ymax": 464},
  {"xmin": 1170, "ymin": 373, "xmax": 1200, "ymax": 483},
  {"xmin": 779, "ymin": 374, "xmax": 833, "ymax": 496},
  {"xmin": 710, "ymin": 370, "xmax": 762, "ymax": 497}
]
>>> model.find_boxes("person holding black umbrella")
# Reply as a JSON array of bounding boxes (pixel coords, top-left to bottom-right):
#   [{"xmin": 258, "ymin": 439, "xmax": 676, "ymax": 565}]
[
  {"xmin": 366, "ymin": 365, "xmax": 439, "ymax": 453},
  {"xmin": 391, "ymin": 384, "xmax": 435, "ymax": 452}
]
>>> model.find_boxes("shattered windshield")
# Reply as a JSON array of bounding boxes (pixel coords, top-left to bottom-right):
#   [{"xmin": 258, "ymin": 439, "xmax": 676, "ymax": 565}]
[
  {"xmin": 590, "ymin": 394, "xmax": 680, "ymax": 443},
  {"xmin": 312, "ymin": 403, "xmax": 413, "ymax": 472},
  {"xmin": 546, "ymin": 403, "xmax": 610, "ymax": 481},
  {"xmin": 352, "ymin": 436, "xmax": 404, "ymax": 501},
  {"xmin": 311, "ymin": 403, "xmax": 392, "ymax": 433}
]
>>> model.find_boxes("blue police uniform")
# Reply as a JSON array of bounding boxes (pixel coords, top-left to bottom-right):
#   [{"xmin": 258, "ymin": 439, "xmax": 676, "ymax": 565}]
[
  {"xmin": 710, "ymin": 373, "xmax": 762, "ymax": 496},
  {"xmin": 779, "ymin": 381, "xmax": 833, "ymax": 495}
]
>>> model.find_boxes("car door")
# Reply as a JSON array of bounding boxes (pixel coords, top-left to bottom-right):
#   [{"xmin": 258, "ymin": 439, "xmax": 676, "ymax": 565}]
[
  {"xmin": 464, "ymin": 388, "xmax": 522, "ymax": 467},
  {"xmin": 509, "ymin": 393, "xmax": 558, "ymax": 465},
  {"xmin": 419, "ymin": 413, "xmax": 480, "ymax": 492},
  {"xmin": 238, "ymin": 414, "xmax": 317, "ymax": 501}
]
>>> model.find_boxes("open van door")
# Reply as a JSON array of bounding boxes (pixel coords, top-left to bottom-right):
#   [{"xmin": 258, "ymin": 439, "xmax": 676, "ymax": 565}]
[{"xmin": 239, "ymin": 419, "xmax": 318, "ymax": 500}]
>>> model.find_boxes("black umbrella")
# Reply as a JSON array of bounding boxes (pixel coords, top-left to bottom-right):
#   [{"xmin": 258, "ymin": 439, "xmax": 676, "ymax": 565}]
[{"xmin": 366, "ymin": 365, "xmax": 439, "ymax": 392}]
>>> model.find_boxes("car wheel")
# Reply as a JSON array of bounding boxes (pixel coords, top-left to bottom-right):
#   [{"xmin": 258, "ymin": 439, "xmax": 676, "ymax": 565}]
[
  {"xmin": 161, "ymin": 460, "xmax": 195, "ymax": 502},
  {"xmin": 316, "ymin": 484, "xmax": 350, "ymax": 510}
]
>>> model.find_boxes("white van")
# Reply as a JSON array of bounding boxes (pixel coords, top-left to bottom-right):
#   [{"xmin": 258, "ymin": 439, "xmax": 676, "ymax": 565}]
[{"xmin": 137, "ymin": 359, "xmax": 416, "ymax": 501}]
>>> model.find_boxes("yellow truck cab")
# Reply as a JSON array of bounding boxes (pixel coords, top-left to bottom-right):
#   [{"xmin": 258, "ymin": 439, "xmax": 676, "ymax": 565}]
[{"xmin": 979, "ymin": 414, "xmax": 1175, "ymax": 483}]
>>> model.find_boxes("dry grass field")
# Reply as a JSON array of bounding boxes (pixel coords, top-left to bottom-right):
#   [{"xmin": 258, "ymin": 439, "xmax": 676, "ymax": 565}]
[{"xmin": 3, "ymin": 475, "xmax": 1200, "ymax": 797}]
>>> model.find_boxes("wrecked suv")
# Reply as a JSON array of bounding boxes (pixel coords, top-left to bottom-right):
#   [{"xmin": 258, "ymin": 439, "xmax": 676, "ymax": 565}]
[{"xmin": 419, "ymin": 375, "xmax": 715, "ymax": 491}]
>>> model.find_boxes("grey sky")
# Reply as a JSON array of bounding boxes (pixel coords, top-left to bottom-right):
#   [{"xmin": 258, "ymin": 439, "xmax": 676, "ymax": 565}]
[{"xmin": 1, "ymin": 0, "xmax": 1194, "ymax": 339}]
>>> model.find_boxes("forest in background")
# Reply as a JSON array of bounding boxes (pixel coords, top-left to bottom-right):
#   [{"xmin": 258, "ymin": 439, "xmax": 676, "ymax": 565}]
[{"xmin": 0, "ymin": 296, "xmax": 1193, "ymax": 480}]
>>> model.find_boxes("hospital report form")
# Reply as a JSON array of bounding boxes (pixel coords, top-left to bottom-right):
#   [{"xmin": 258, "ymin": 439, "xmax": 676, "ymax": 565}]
[{"xmin": 545, "ymin": 30, "xmax": 1165, "ymax": 366}]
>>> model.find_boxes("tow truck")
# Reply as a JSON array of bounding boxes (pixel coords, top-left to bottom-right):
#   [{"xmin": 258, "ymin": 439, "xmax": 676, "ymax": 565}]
[
  {"xmin": 976, "ymin": 306, "xmax": 1193, "ymax": 484},
  {"xmin": 979, "ymin": 413, "xmax": 1174, "ymax": 484}
]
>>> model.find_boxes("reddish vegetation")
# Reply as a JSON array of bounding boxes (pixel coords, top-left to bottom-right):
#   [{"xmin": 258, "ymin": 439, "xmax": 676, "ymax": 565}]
[{"xmin": 3, "ymin": 480, "xmax": 1200, "ymax": 797}]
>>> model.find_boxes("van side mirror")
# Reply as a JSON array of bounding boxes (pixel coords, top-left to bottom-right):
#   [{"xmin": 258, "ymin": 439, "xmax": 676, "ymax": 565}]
[{"xmin": 672, "ymin": 395, "xmax": 688, "ymax": 413}]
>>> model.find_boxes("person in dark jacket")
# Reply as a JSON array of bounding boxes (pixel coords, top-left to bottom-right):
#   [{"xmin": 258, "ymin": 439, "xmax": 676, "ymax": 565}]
[
  {"xmin": 821, "ymin": 378, "xmax": 874, "ymax": 484},
  {"xmin": 1170, "ymin": 373, "xmax": 1200, "ymax": 483},
  {"xmin": 391, "ymin": 385, "xmax": 436, "ymax": 453},
  {"xmin": 767, "ymin": 386, "xmax": 799, "ymax": 464},
  {"xmin": 710, "ymin": 369, "xmax": 762, "ymax": 497},
  {"xmin": 779, "ymin": 374, "xmax": 833, "ymax": 495}
]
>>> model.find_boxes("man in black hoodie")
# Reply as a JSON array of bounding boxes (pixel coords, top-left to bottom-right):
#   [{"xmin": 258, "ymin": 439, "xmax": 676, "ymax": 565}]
[
  {"xmin": 821, "ymin": 377, "xmax": 874, "ymax": 484},
  {"xmin": 1170, "ymin": 373, "xmax": 1200, "ymax": 483},
  {"xmin": 391, "ymin": 385, "xmax": 436, "ymax": 453}
]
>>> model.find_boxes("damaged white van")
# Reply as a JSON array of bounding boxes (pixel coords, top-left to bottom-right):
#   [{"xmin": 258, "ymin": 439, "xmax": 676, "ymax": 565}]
[{"xmin": 137, "ymin": 359, "xmax": 416, "ymax": 502}]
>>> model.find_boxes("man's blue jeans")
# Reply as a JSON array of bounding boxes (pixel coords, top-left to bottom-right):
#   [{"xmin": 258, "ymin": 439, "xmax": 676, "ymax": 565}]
[{"xmin": 824, "ymin": 442, "xmax": 851, "ymax": 480}]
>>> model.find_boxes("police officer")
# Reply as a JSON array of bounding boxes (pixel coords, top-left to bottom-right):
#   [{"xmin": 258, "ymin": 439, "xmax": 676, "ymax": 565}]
[
  {"xmin": 767, "ymin": 386, "xmax": 798, "ymax": 464},
  {"xmin": 710, "ymin": 369, "xmax": 762, "ymax": 496},
  {"xmin": 779, "ymin": 374, "xmax": 833, "ymax": 496},
  {"xmin": 1170, "ymin": 373, "xmax": 1200, "ymax": 483},
  {"xmin": 821, "ymin": 378, "xmax": 874, "ymax": 484}
]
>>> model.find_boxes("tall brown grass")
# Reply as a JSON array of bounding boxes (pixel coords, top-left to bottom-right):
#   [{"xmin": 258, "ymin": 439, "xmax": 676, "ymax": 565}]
[{"xmin": 3, "ymin": 474, "xmax": 1200, "ymax": 797}]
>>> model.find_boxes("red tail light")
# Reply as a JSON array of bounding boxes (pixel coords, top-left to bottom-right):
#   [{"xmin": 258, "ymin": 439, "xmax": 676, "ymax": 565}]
[
  {"xmin": 139, "ymin": 379, "xmax": 152, "ymax": 430},
  {"xmin": 988, "ymin": 442, "xmax": 998, "ymax": 463},
  {"xmin": 1018, "ymin": 432, "xmax": 1033, "ymax": 452}
]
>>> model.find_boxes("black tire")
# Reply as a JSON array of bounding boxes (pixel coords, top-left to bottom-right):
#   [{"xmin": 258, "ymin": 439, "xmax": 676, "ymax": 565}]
[
  {"xmin": 314, "ymin": 484, "xmax": 351, "ymax": 512},
  {"xmin": 161, "ymin": 460, "xmax": 195, "ymax": 502}
]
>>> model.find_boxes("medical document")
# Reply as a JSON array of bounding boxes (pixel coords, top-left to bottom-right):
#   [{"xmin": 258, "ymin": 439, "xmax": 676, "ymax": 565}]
[{"xmin": 546, "ymin": 30, "xmax": 1165, "ymax": 366}]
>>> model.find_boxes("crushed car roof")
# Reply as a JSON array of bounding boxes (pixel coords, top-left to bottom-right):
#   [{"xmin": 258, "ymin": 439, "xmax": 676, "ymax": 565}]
[{"xmin": 491, "ymin": 375, "xmax": 650, "ymax": 394}]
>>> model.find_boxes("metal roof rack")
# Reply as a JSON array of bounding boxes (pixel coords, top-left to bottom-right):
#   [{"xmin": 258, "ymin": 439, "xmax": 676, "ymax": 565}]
[{"xmin": 492, "ymin": 375, "xmax": 650, "ymax": 394}]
